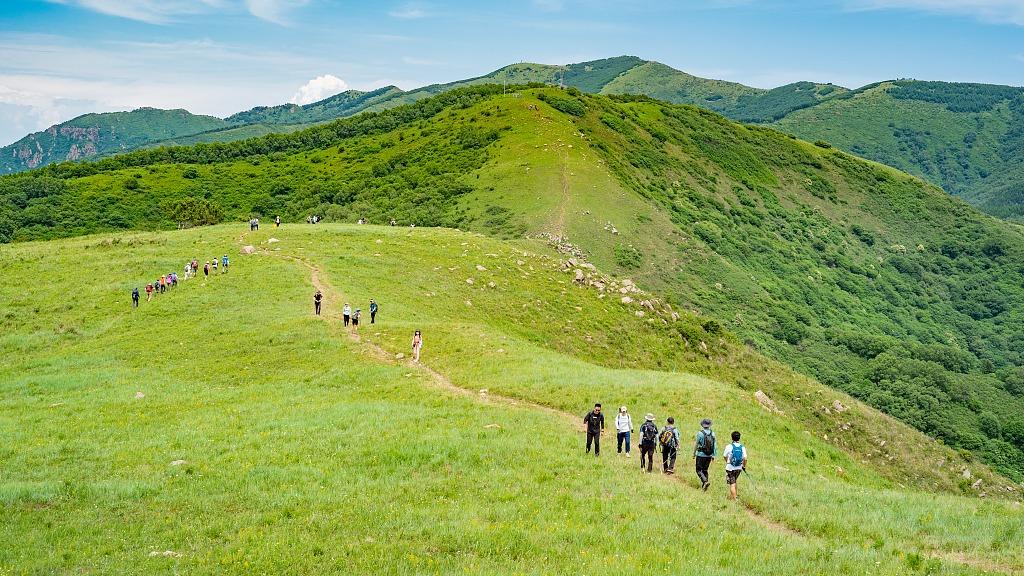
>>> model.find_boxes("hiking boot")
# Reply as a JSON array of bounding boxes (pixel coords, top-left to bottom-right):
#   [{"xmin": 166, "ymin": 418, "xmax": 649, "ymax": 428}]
[
  {"xmin": 626, "ymin": 453, "xmax": 631, "ymax": 458},
  {"xmin": 702, "ymin": 480, "xmax": 710, "ymax": 491}
]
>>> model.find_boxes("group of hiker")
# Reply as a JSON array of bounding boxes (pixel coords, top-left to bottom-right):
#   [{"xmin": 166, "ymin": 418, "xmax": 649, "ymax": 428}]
[
  {"xmin": 312, "ymin": 291, "xmax": 423, "ymax": 362},
  {"xmin": 306, "ymin": 215, "xmax": 322, "ymax": 224},
  {"xmin": 131, "ymin": 255, "xmax": 230, "ymax": 307},
  {"xmin": 583, "ymin": 404, "xmax": 749, "ymax": 499}
]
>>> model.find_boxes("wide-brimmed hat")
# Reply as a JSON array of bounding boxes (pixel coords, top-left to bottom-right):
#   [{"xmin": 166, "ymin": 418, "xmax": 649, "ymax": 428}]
[
  {"xmin": 645, "ymin": 413, "xmax": 654, "ymax": 421},
  {"xmin": 619, "ymin": 406, "xmax": 627, "ymax": 412},
  {"xmin": 701, "ymin": 418, "xmax": 712, "ymax": 428}
]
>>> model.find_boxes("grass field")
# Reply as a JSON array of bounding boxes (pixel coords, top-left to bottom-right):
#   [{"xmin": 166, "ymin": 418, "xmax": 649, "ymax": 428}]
[{"xmin": 2, "ymin": 223, "xmax": 1022, "ymax": 574}]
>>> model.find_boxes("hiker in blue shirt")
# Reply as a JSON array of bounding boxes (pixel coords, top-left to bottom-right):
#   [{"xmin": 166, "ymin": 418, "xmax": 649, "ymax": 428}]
[
  {"xmin": 369, "ymin": 299, "xmax": 378, "ymax": 324},
  {"xmin": 222, "ymin": 254, "xmax": 229, "ymax": 273},
  {"xmin": 724, "ymin": 430, "xmax": 748, "ymax": 500},
  {"xmin": 694, "ymin": 418, "xmax": 717, "ymax": 491}
]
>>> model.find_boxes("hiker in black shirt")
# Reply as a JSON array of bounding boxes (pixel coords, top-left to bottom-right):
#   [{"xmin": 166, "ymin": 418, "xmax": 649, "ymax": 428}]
[
  {"xmin": 638, "ymin": 413, "xmax": 658, "ymax": 473},
  {"xmin": 314, "ymin": 290, "xmax": 322, "ymax": 315},
  {"xmin": 583, "ymin": 403, "xmax": 605, "ymax": 456}
]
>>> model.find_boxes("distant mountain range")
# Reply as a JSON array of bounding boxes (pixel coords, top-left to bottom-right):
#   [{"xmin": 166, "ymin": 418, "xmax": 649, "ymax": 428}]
[{"xmin": 4, "ymin": 55, "xmax": 1024, "ymax": 218}]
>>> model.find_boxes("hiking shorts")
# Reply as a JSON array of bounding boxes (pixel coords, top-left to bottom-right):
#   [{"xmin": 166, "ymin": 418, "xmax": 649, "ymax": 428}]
[{"xmin": 726, "ymin": 469, "xmax": 742, "ymax": 485}]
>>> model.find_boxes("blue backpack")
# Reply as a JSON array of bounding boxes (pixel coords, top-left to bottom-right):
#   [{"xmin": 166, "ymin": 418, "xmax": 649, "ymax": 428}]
[{"xmin": 729, "ymin": 443, "xmax": 744, "ymax": 467}]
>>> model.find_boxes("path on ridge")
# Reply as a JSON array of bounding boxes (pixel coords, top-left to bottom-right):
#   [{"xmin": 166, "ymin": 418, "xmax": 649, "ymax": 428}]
[{"xmin": 255, "ymin": 240, "xmax": 1013, "ymax": 574}]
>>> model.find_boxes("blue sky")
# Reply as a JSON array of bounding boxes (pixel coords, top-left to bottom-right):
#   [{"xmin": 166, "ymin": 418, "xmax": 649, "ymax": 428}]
[{"xmin": 2, "ymin": 0, "xmax": 1024, "ymax": 145}]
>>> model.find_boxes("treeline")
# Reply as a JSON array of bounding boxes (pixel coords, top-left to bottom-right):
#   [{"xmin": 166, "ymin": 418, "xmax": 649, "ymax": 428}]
[{"xmin": 888, "ymin": 80, "xmax": 1024, "ymax": 113}]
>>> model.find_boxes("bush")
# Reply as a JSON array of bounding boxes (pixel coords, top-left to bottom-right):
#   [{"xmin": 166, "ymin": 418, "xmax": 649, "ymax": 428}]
[{"xmin": 614, "ymin": 244, "xmax": 642, "ymax": 269}]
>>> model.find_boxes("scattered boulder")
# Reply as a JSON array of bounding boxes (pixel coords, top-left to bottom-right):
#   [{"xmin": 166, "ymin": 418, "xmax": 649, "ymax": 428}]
[
  {"xmin": 972, "ymin": 478, "xmax": 983, "ymax": 490},
  {"xmin": 134, "ymin": 391, "xmax": 145, "ymax": 399},
  {"xmin": 170, "ymin": 460, "xmax": 186, "ymax": 466},
  {"xmin": 241, "ymin": 245, "xmax": 256, "ymax": 255},
  {"xmin": 476, "ymin": 264, "xmax": 487, "ymax": 271},
  {"xmin": 574, "ymin": 269, "xmax": 585, "ymax": 283},
  {"xmin": 483, "ymin": 424, "xmax": 501, "ymax": 429},
  {"xmin": 754, "ymin": 390, "xmax": 782, "ymax": 414},
  {"xmin": 267, "ymin": 238, "xmax": 280, "ymax": 244},
  {"xmin": 635, "ymin": 311, "xmax": 645, "ymax": 318},
  {"xmin": 149, "ymin": 550, "xmax": 181, "ymax": 558},
  {"xmin": 395, "ymin": 353, "xmax": 406, "ymax": 360},
  {"xmin": 465, "ymin": 278, "xmax": 474, "ymax": 285},
  {"xmin": 832, "ymin": 400, "xmax": 848, "ymax": 413},
  {"xmin": 487, "ymin": 281, "xmax": 496, "ymax": 288},
  {"xmin": 962, "ymin": 468, "xmax": 972, "ymax": 480},
  {"xmin": 621, "ymin": 296, "xmax": 633, "ymax": 304},
  {"xmin": 699, "ymin": 341, "xmax": 709, "ymax": 354}
]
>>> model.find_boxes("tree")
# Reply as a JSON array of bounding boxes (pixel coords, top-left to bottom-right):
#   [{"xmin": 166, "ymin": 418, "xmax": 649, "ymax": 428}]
[{"xmin": 166, "ymin": 197, "xmax": 224, "ymax": 228}]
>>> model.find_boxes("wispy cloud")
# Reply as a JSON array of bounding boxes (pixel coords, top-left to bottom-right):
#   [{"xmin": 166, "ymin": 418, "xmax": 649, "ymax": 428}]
[
  {"xmin": 47, "ymin": 0, "xmax": 309, "ymax": 25},
  {"xmin": 845, "ymin": 0, "xmax": 1024, "ymax": 26},
  {"xmin": 388, "ymin": 2, "xmax": 429, "ymax": 19}
]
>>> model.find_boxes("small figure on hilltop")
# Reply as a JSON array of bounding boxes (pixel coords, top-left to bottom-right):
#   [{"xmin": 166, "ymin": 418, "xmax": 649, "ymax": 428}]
[
  {"xmin": 694, "ymin": 418, "xmax": 717, "ymax": 491},
  {"xmin": 369, "ymin": 299, "xmax": 378, "ymax": 324},
  {"xmin": 314, "ymin": 290, "xmax": 323, "ymax": 316},
  {"xmin": 131, "ymin": 287, "xmax": 140, "ymax": 308},
  {"xmin": 583, "ymin": 403, "xmax": 605, "ymax": 457},
  {"xmin": 389, "ymin": 218, "xmax": 396, "ymax": 226},
  {"xmin": 616, "ymin": 406, "xmax": 633, "ymax": 458},
  {"xmin": 275, "ymin": 215, "xmax": 281, "ymax": 228},
  {"xmin": 343, "ymin": 303, "xmax": 351, "ymax": 326},
  {"xmin": 638, "ymin": 413, "xmax": 658, "ymax": 473},
  {"xmin": 411, "ymin": 330, "xmax": 423, "ymax": 363},
  {"xmin": 146, "ymin": 283, "xmax": 154, "ymax": 301},
  {"xmin": 352, "ymin": 308, "xmax": 361, "ymax": 328},
  {"xmin": 660, "ymin": 417, "xmax": 680, "ymax": 474},
  {"xmin": 724, "ymin": 430, "xmax": 748, "ymax": 500},
  {"xmin": 222, "ymin": 254, "xmax": 229, "ymax": 273}
]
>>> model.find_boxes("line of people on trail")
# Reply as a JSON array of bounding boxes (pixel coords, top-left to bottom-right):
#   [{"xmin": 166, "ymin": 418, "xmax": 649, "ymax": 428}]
[
  {"xmin": 312, "ymin": 292, "xmax": 422, "ymax": 362},
  {"xmin": 583, "ymin": 404, "xmax": 749, "ymax": 499},
  {"xmin": 131, "ymin": 254, "xmax": 230, "ymax": 308}
]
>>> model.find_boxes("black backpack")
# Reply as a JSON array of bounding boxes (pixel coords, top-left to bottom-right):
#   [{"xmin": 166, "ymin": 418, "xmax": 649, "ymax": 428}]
[
  {"xmin": 699, "ymin": 430, "xmax": 715, "ymax": 455},
  {"xmin": 641, "ymin": 422, "xmax": 658, "ymax": 444}
]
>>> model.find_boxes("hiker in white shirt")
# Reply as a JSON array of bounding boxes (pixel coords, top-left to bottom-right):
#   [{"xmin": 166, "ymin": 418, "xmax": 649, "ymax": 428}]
[
  {"xmin": 724, "ymin": 430, "xmax": 748, "ymax": 500},
  {"xmin": 615, "ymin": 406, "xmax": 634, "ymax": 457}
]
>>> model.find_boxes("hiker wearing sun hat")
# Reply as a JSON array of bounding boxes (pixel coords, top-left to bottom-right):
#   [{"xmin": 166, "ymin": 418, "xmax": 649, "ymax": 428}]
[
  {"xmin": 615, "ymin": 406, "xmax": 633, "ymax": 457},
  {"xmin": 637, "ymin": 413, "xmax": 658, "ymax": 473},
  {"xmin": 694, "ymin": 418, "xmax": 717, "ymax": 491}
]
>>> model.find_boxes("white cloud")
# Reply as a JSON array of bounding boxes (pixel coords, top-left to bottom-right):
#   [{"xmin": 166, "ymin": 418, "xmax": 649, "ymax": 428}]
[
  {"xmin": 846, "ymin": 0, "xmax": 1024, "ymax": 26},
  {"xmin": 290, "ymin": 75, "xmax": 349, "ymax": 105},
  {"xmin": 47, "ymin": 0, "xmax": 308, "ymax": 25}
]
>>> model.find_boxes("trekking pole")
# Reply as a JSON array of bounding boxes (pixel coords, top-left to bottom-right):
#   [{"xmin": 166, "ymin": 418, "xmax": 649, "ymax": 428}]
[{"xmin": 742, "ymin": 467, "xmax": 754, "ymax": 484}]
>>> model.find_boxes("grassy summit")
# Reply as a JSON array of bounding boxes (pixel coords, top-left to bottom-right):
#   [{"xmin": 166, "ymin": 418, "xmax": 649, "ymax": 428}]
[{"xmin": 1, "ymin": 223, "xmax": 1021, "ymax": 574}]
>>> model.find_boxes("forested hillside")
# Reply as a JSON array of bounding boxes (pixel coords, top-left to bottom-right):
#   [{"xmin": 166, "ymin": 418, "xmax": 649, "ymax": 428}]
[
  {"xmin": 3, "ymin": 85, "xmax": 1024, "ymax": 482},
  {"xmin": 0, "ymin": 109, "xmax": 227, "ymax": 174}
]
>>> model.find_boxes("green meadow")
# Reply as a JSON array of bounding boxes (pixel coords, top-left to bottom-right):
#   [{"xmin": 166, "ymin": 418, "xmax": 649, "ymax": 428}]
[{"xmin": 2, "ymin": 223, "xmax": 1021, "ymax": 574}]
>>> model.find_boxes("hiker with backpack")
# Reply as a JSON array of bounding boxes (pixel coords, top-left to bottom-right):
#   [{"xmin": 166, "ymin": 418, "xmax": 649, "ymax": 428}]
[
  {"xmin": 615, "ymin": 406, "xmax": 633, "ymax": 457},
  {"xmin": 583, "ymin": 403, "xmax": 605, "ymax": 457},
  {"xmin": 724, "ymin": 431, "xmax": 748, "ymax": 500},
  {"xmin": 638, "ymin": 413, "xmax": 658, "ymax": 472},
  {"xmin": 131, "ymin": 287, "xmax": 140, "ymax": 308},
  {"xmin": 314, "ymin": 290, "xmax": 323, "ymax": 315},
  {"xmin": 694, "ymin": 418, "xmax": 717, "ymax": 491},
  {"xmin": 369, "ymin": 299, "xmax": 378, "ymax": 324},
  {"xmin": 659, "ymin": 417, "xmax": 680, "ymax": 474}
]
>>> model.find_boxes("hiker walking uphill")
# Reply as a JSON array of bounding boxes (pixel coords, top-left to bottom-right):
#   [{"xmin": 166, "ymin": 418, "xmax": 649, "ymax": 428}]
[
  {"xmin": 616, "ymin": 406, "xmax": 633, "ymax": 457},
  {"xmin": 343, "ymin": 303, "xmax": 351, "ymax": 326},
  {"xmin": 369, "ymin": 299, "xmax": 378, "ymax": 324},
  {"xmin": 659, "ymin": 417, "xmax": 681, "ymax": 473},
  {"xmin": 314, "ymin": 290, "xmax": 323, "ymax": 315},
  {"xmin": 638, "ymin": 413, "xmax": 658, "ymax": 473},
  {"xmin": 221, "ymin": 254, "xmax": 229, "ymax": 273},
  {"xmin": 724, "ymin": 431, "xmax": 748, "ymax": 500},
  {"xmin": 131, "ymin": 287, "xmax": 140, "ymax": 308},
  {"xmin": 583, "ymin": 403, "xmax": 605, "ymax": 456},
  {"xmin": 411, "ymin": 330, "xmax": 423, "ymax": 362},
  {"xmin": 694, "ymin": 418, "xmax": 717, "ymax": 491}
]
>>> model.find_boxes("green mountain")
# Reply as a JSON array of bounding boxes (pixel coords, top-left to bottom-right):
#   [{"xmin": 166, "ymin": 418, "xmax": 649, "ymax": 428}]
[
  {"xmin": 4, "ymin": 85, "xmax": 1024, "ymax": 486},
  {"xmin": 223, "ymin": 86, "xmax": 403, "ymax": 125},
  {"xmin": 0, "ymin": 108, "xmax": 227, "ymax": 174},
  {"xmin": 774, "ymin": 80, "xmax": 1024, "ymax": 219}
]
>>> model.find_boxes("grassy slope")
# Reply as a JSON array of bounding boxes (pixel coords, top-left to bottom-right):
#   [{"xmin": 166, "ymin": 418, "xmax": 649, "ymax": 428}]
[
  {"xmin": 775, "ymin": 83, "xmax": 1024, "ymax": 218},
  {"xmin": 1, "ymin": 223, "xmax": 1021, "ymax": 574},
  {"xmin": 5, "ymin": 87, "xmax": 1024, "ymax": 482},
  {"xmin": 0, "ymin": 109, "xmax": 228, "ymax": 174}
]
